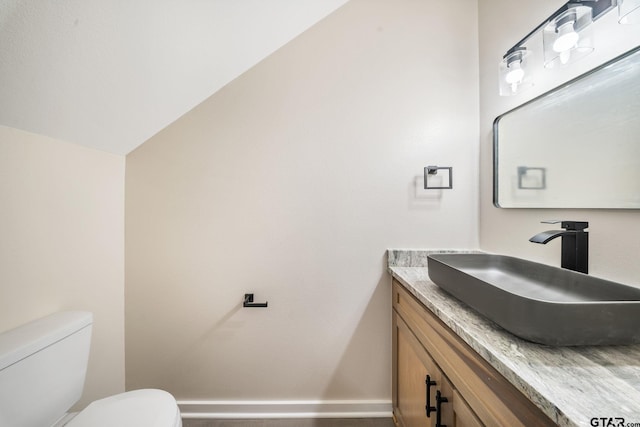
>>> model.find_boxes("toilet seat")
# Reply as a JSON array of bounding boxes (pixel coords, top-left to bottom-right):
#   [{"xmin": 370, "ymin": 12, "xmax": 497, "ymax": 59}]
[{"xmin": 65, "ymin": 389, "xmax": 182, "ymax": 427}]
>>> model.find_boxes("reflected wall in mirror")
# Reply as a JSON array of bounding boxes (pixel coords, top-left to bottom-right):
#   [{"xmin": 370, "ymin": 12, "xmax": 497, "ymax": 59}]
[{"xmin": 494, "ymin": 45, "xmax": 640, "ymax": 208}]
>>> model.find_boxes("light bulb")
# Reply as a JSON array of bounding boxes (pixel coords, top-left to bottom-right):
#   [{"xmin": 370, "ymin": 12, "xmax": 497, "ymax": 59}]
[
  {"xmin": 559, "ymin": 50, "xmax": 571, "ymax": 65},
  {"xmin": 505, "ymin": 61, "xmax": 524, "ymax": 85},
  {"xmin": 499, "ymin": 48, "xmax": 532, "ymax": 96},
  {"xmin": 553, "ymin": 21, "xmax": 579, "ymax": 53}
]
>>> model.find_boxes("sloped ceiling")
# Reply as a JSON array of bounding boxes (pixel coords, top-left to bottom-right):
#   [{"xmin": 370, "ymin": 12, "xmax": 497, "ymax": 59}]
[{"xmin": 0, "ymin": 0, "xmax": 348, "ymax": 155}]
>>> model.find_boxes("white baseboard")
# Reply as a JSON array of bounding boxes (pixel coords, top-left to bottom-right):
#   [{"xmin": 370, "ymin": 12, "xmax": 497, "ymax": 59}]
[{"xmin": 178, "ymin": 400, "xmax": 393, "ymax": 419}]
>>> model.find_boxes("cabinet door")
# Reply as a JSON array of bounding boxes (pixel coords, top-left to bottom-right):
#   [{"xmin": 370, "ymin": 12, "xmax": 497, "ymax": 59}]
[
  {"xmin": 452, "ymin": 390, "xmax": 484, "ymax": 427},
  {"xmin": 425, "ymin": 367, "xmax": 484, "ymax": 427},
  {"xmin": 436, "ymin": 375, "xmax": 454, "ymax": 427},
  {"xmin": 393, "ymin": 313, "xmax": 439, "ymax": 427}
]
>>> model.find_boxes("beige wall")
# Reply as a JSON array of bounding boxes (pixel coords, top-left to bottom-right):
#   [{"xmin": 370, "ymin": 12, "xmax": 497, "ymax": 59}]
[
  {"xmin": 479, "ymin": 0, "xmax": 640, "ymax": 286},
  {"xmin": 5, "ymin": 0, "xmax": 640, "ymax": 414},
  {"xmin": 125, "ymin": 0, "xmax": 479, "ymax": 407},
  {"xmin": 0, "ymin": 126, "xmax": 125, "ymax": 408}
]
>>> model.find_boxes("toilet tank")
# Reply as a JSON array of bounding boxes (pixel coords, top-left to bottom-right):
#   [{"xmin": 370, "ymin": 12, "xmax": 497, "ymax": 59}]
[{"xmin": 0, "ymin": 311, "xmax": 93, "ymax": 427}]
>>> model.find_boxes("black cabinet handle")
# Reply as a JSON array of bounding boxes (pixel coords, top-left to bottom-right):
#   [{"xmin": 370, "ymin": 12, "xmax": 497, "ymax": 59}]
[
  {"xmin": 425, "ymin": 375, "xmax": 436, "ymax": 417},
  {"xmin": 435, "ymin": 390, "xmax": 449, "ymax": 427}
]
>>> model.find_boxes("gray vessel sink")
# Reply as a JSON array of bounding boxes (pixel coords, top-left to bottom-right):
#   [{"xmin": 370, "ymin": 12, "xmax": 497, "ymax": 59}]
[{"xmin": 427, "ymin": 253, "xmax": 640, "ymax": 346}]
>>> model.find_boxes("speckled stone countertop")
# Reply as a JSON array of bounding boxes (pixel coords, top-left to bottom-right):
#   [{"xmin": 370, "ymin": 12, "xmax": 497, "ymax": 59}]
[{"xmin": 388, "ymin": 249, "xmax": 640, "ymax": 427}]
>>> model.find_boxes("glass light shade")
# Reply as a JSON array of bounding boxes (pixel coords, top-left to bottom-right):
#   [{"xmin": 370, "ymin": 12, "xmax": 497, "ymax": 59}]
[
  {"xmin": 619, "ymin": 0, "xmax": 640, "ymax": 24},
  {"xmin": 499, "ymin": 48, "xmax": 533, "ymax": 96},
  {"xmin": 543, "ymin": 6, "xmax": 594, "ymax": 68}
]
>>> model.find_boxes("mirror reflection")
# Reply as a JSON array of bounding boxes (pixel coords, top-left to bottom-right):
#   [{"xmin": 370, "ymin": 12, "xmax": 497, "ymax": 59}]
[{"xmin": 494, "ymin": 45, "xmax": 640, "ymax": 209}]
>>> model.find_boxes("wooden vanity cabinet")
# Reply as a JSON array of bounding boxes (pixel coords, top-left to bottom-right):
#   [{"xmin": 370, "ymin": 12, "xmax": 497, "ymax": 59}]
[
  {"xmin": 392, "ymin": 280, "xmax": 554, "ymax": 427},
  {"xmin": 394, "ymin": 310, "xmax": 481, "ymax": 427}
]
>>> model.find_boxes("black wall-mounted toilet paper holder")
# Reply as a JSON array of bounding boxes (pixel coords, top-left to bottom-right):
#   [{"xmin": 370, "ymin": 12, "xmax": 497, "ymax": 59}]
[{"xmin": 243, "ymin": 293, "xmax": 268, "ymax": 308}]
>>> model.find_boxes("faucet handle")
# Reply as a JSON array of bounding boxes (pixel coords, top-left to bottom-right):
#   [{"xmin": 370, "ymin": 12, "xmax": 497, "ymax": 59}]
[{"xmin": 541, "ymin": 220, "xmax": 588, "ymax": 231}]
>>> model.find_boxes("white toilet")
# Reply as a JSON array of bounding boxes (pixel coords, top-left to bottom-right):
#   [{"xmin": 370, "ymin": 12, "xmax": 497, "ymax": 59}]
[{"xmin": 0, "ymin": 311, "xmax": 182, "ymax": 427}]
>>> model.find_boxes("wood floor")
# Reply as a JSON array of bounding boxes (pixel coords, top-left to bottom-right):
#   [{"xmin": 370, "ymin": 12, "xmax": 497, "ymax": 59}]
[{"xmin": 182, "ymin": 418, "xmax": 395, "ymax": 427}]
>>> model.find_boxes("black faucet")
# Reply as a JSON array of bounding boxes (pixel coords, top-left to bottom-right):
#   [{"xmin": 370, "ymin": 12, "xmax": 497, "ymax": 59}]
[{"xmin": 529, "ymin": 220, "xmax": 589, "ymax": 274}]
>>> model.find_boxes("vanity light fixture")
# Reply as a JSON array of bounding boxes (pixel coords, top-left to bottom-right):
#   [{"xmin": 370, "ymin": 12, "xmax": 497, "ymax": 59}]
[
  {"xmin": 543, "ymin": 5, "xmax": 594, "ymax": 68},
  {"xmin": 498, "ymin": 0, "xmax": 617, "ymax": 96},
  {"xmin": 499, "ymin": 47, "xmax": 534, "ymax": 96},
  {"xmin": 619, "ymin": 0, "xmax": 640, "ymax": 23}
]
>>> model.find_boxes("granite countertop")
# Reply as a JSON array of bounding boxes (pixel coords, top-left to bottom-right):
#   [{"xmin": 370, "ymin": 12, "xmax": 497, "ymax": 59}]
[{"xmin": 388, "ymin": 249, "xmax": 640, "ymax": 427}]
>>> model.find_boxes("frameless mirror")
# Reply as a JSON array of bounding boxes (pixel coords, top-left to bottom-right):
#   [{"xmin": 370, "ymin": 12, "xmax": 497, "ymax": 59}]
[{"xmin": 494, "ymin": 45, "xmax": 640, "ymax": 208}]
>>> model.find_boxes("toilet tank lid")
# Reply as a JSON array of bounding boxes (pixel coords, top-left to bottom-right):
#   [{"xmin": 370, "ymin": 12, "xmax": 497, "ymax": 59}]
[{"xmin": 0, "ymin": 311, "xmax": 93, "ymax": 371}]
